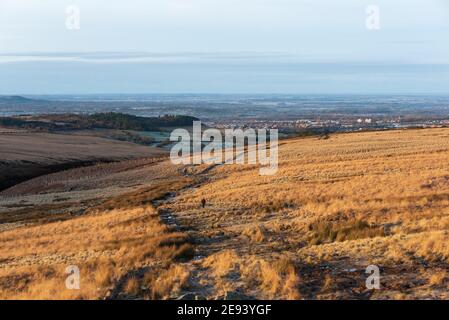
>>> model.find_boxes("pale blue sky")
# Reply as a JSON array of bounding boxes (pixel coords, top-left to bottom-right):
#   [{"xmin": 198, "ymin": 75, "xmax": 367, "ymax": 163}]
[{"xmin": 0, "ymin": 0, "xmax": 448, "ymax": 94}]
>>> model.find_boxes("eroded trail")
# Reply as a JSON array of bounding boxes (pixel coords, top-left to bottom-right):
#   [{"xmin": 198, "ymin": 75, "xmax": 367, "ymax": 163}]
[
  {"xmin": 150, "ymin": 165, "xmax": 226, "ymax": 299},
  {"xmin": 150, "ymin": 162, "xmax": 298, "ymax": 300}
]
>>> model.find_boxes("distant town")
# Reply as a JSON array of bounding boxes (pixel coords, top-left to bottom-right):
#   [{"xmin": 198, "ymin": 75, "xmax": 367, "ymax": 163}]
[
  {"xmin": 208, "ymin": 117, "xmax": 449, "ymax": 133},
  {"xmin": 2, "ymin": 94, "xmax": 449, "ymax": 136}
]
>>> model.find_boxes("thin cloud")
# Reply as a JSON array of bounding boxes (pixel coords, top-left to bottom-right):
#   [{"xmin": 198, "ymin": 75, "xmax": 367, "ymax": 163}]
[{"xmin": 0, "ymin": 52, "xmax": 296, "ymax": 64}]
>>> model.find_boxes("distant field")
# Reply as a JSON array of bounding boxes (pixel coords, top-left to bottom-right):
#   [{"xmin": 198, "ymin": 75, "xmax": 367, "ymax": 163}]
[
  {"xmin": 0, "ymin": 132, "xmax": 166, "ymax": 191},
  {"xmin": 1, "ymin": 128, "xmax": 449, "ymax": 299}
]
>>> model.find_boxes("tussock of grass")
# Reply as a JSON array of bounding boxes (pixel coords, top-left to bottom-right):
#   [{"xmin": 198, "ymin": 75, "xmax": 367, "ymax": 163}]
[
  {"xmin": 203, "ymin": 250, "xmax": 239, "ymax": 278},
  {"xmin": 428, "ymin": 270, "xmax": 448, "ymax": 287},
  {"xmin": 257, "ymin": 257, "xmax": 301, "ymax": 300},
  {"xmin": 144, "ymin": 264, "xmax": 191, "ymax": 299},
  {"xmin": 308, "ymin": 220, "xmax": 385, "ymax": 245},
  {"xmin": 242, "ymin": 225, "xmax": 268, "ymax": 243},
  {"xmin": 260, "ymin": 200, "xmax": 295, "ymax": 213},
  {"xmin": 124, "ymin": 277, "xmax": 140, "ymax": 296}
]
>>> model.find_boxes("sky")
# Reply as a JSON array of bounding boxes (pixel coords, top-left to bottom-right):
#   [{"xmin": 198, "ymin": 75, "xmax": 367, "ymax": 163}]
[{"xmin": 0, "ymin": 0, "xmax": 449, "ymax": 94}]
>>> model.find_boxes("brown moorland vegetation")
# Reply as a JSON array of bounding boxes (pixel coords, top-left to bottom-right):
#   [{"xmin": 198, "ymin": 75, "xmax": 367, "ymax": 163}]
[
  {"xmin": 160, "ymin": 128, "xmax": 449, "ymax": 299},
  {"xmin": 1, "ymin": 128, "xmax": 449, "ymax": 299},
  {"xmin": 0, "ymin": 186, "xmax": 194, "ymax": 299}
]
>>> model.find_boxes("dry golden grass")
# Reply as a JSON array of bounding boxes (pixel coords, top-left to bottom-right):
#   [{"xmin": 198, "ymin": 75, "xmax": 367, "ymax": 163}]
[
  {"xmin": 241, "ymin": 225, "xmax": 268, "ymax": 243},
  {"xmin": 3, "ymin": 128, "xmax": 449, "ymax": 299},
  {"xmin": 162, "ymin": 128, "xmax": 449, "ymax": 299},
  {"xmin": 308, "ymin": 220, "xmax": 385, "ymax": 245},
  {"xmin": 257, "ymin": 257, "xmax": 301, "ymax": 300},
  {"xmin": 145, "ymin": 264, "xmax": 191, "ymax": 299},
  {"xmin": 200, "ymin": 250, "xmax": 301, "ymax": 299},
  {"xmin": 428, "ymin": 270, "xmax": 448, "ymax": 287},
  {"xmin": 202, "ymin": 250, "xmax": 239, "ymax": 278},
  {"xmin": 0, "ymin": 178, "xmax": 194, "ymax": 299},
  {"xmin": 123, "ymin": 277, "xmax": 140, "ymax": 296}
]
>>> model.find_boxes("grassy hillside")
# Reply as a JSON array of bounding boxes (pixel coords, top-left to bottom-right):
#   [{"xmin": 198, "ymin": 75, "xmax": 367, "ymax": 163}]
[
  {"xmin": 0, "ymin": 132, "xmax": 166, "ymax": 191},
  {"xmin": 163, "ymin": 128, "xmax": 449, "ymax": 299},
  {"xmin": 1, "ymin": 128, "xmax": 449, "ymax": 299}
]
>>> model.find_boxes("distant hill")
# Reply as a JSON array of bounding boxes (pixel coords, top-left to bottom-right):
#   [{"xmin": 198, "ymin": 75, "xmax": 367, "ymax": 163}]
[
  {"xmin": 0, "ymin": 112, "xmax": 199, "ymax": 131},
  {"xmin": 0, "ymin": 95, "xmax": 35, "ymax": 103}
]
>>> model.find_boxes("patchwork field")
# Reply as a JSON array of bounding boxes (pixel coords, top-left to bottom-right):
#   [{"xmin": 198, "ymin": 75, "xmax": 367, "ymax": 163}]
[{"xmin": 1, "ymin": 128, "xmax": 449, "ymax": 299}]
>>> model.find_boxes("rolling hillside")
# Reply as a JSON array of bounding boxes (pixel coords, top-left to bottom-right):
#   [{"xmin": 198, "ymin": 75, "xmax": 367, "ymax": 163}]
[
  {"xmin": 0, "ymin": 132, "xmax": 166, "ymax": 191},
  {"xmin": 1, "ymin": 128, "xmax": 449, "ymax": 299}
]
